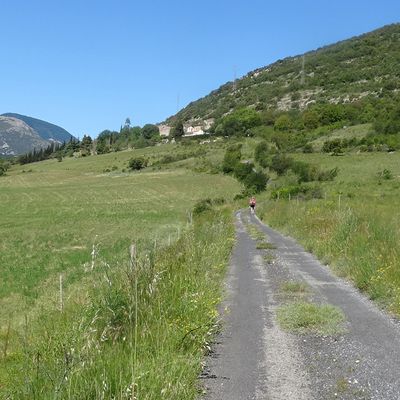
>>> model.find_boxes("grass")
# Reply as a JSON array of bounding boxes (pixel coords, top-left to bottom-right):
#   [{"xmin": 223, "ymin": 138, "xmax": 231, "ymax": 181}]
[
  {"xmin": 310, "ymin": 123, "xmax": 372, "ymax": 151},
  {"xmin": 245, "ymin": 223, "xmax": 266, "ymax": 241},
  {"xmin": 256, "ymin": 241, "xmax": 277, "ymax": 250},
  {"xmin": 277, "ymin": 301, "xmax": 346, "ymax": 336},
  {"xmin": 258, "ymin": 150, "xmax": 400, "ymax": 315},
  {"xmin": 280, "ymin": 281, "xmax": 309, "ymax": 295},
  {"xmin": 4, "ymin": 208, "xmax": 235, "ymax": 399},
  {"xmin": 0, "ymin": 147, "xmax": 240, "ymax": 398}
]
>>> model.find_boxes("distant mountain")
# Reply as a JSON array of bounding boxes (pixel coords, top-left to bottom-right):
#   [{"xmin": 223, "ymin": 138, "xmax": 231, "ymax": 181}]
[
  {"xmin": 0, "ymin": 116, "xmax": 49, "ymax": 156},
  {"xmin": 0, "ymin": 113, "xmax": 74, "ymax": 156},
  {"xmin": 166, "ymin": 23, "xmax": 400, "ymax": 125},
  {"xmin": 1, "ymin": 113, "xmax": 74, "ymax": 143}
]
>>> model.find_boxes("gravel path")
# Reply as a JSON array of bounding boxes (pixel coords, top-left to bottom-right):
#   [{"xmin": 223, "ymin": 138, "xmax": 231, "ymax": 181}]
[{"xmin": 201, "ymin": 210, "xmax": 400, "ymax": 400}]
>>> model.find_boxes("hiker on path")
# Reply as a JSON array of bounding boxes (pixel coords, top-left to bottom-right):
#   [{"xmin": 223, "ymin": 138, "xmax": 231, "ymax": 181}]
[{"xmin": 249, "ymin": 196, "xmax": 256, "ymax": 213}]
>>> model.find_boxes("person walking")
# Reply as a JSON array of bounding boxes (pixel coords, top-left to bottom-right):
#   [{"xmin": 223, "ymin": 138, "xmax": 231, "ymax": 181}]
[{"xmin": 249, "ymin": 196, "xmax": 256, "ymax": 214}]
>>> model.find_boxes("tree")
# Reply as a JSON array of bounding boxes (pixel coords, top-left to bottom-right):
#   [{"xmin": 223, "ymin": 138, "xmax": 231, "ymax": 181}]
[
  {"xmin": 141, "ymin": 124, "xmax": 160, "ymax": 139},
  {"xmin": 302, "ymin": 110, "xmax": 320, "ymax": 130},
  {"xmin": 274, "ymin": 114, "xmax": 292, "ymax": 131},
  {"xmin": 243, "ymin": 171, "xmax": 269, "ymax": 193},
  {"xmin": 80, "ymin": 135, "xmax": 93, "ymax": 156},
  {"xmin": 269, "ymin": 154, "xmax": 293, "ymax": 175},
  {"xmin": 234, "ymin": 162, "xmax": 254, "ymax": 182},
  {"xmin": 170, "ymin": 121, "xmax": 185, "ymax": 140},
  {"xmin": 215, "ymin": 108, "xmax": 262, "ymax": 136}
]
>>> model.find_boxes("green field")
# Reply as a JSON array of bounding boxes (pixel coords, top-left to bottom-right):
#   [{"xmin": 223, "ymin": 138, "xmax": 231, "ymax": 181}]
[
  {"xmin": 257, "ymin": 151, "xmax": 400, "ymax": 313},
  {"xmin": 3, "ymin": 133, "xmax": 400, "ymax": 397},
  {"xmin": 0, "ymin": 145, "xmax": 240, "ymax": 398}
]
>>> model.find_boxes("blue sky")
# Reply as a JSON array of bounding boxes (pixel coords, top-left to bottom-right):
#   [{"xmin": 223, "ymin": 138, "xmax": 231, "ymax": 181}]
[{"xmin": 1, "ymin": 0, "xmax": 399, "ymax": 138}]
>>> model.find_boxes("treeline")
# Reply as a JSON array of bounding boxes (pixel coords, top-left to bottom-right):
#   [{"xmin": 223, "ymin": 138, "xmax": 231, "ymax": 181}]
[
  {"xmin": 96, "ymin": 122, "xmax": 161, "ymax": 154},
  {"xmin": 17, "ymin": 137, "xmax": 84, "ymax": 165},
  {"xmin": 16, "ymin": 121, "xmax": 165, "ymax": 165}
]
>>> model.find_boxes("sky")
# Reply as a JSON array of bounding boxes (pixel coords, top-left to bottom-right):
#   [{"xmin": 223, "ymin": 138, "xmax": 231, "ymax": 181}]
[{"xmin": 1, "ymin": 0, "xmax": 399, "ymax": 138}]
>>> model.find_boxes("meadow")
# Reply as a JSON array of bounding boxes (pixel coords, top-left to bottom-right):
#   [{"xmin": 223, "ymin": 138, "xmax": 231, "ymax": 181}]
[
  {"xmin": 0, "ymin": 144, "xmax": 239, "ymax": 398},
  {"xmin": 257, "ymin": 151, "xmax": 400, "ymax": 314}
]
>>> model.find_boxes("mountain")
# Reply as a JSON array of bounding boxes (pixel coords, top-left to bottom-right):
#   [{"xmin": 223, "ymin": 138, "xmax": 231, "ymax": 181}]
[
  {"xmin": 166, "ymin": 24, "xmax": 400, "ymax": 126},
  {"xmin": 0, "ymin": 113, "xmax": 74, "ymax": 156},
  {"xmin": 0, "ymin": 116, "xmax": 49, "ymax": 156},
  {"xmin": 1, "ymin": 113, "xmax": 73, "ymax": 143}
]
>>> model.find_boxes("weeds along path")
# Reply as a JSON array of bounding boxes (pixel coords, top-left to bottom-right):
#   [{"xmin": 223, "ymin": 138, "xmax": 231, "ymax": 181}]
[{"xmin": 202, "ymin": 210, "xmax": 400, "ymax": 400}]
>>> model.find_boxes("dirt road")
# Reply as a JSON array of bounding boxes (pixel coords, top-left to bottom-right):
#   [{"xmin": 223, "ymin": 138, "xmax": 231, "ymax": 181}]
[{"xmin": 201, "ymin": 210, "xmax": 400, "ymax": 400}]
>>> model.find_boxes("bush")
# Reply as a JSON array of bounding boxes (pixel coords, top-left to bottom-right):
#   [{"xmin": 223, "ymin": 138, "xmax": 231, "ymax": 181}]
[
  {"xmin": 193, "ymin": 198, "xmax": 226, "ymax": 215},
  {"xmin": 234, "ymin": 162, "xmax": 254, "ymax": 182},
  {"xmin": 291, "ymin": 161, "xmax": 338, "ymax": 183},
  {"xmin": 271, "ymin": 184, "xmax": 323, "ymax": 200},
  {"xmin": 378, "ymin": 168, "xmax": 393, "ymax": 180},
  {"xmin": 269, "ymin": 154, "xmax": 293, "ymax": 175},
  {"xmin": 222, "ymin": 144, "xmax": 242, "ymax": 173},
  {"xmin": 322, "ymin": 139, "xmax": 343, "ymax": 154},
  {"xmin": 128, "ymin": 157, "xmax": 148, "ymax": 171},
  {"xmin": 254, "ymin": 141, "xmax": 270, "ymax": 168},
  {"xmin": 302, "ymin": 143, "xmax": 314, "ymax": 153},
  {"xmin": 243, "ymin": 171, "xmax": 269, "ymax": 193},
  {"xmin": 193, "ymin": 198, "xmax": 213, "ymax": 215},
  {"xmin": 0, "ymin": 160, "xmax": 10, "ymax": 176}
]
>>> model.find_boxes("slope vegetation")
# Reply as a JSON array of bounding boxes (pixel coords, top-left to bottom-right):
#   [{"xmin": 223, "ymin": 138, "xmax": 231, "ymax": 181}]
[{"xmin": 167, "ymin": 24, "xmax": 400, "ymax": 124}]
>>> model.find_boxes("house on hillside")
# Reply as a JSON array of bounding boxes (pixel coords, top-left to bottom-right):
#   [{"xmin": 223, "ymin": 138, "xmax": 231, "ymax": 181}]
[
  {"xmin": 184, "ymin": 125, "xmax": 205, "ymax": 137},
  {"xmin": 183, "ymin": 118, "xmax": 215, "ymax": 137},
  {"xmin": 158, "ymin": 125, "xmax": 171, "ymax": 137}
]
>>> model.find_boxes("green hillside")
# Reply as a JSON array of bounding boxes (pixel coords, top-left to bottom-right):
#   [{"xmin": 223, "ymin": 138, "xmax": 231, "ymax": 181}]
[{"xmin": 167, "ymin": 24, "xmax": 400, "ymax": 124}]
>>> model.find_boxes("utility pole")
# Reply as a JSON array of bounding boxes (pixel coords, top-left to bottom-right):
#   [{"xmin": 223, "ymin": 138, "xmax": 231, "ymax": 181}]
[{"xmin": 233, "ymin": 65, "xmax": 237, "ymax": 91}]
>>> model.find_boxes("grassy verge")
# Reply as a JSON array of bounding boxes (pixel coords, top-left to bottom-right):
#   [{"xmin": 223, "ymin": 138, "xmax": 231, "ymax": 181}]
[
  {"xmin": 277, "ymin": 302, "xmax": 346, "ymax": 336},
  {"xmin": 2, "ymin": 207, "xmax": 234, "ymax": 399},
  {"xmin": 256, "ymin": 151, "xmax": 400, "ymax": 315},
  {"xmin": 259, "ymin": 199, "xmax": 400, "ymax": 314}
]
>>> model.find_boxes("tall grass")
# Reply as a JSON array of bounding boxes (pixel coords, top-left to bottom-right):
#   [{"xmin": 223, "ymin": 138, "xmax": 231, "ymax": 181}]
[
  {"xmin": 258, "ymin": 198, "xmax": 400, "ymax": 314},
  {"xmin": 2, "ymin": 208, "xmax": 234, "ymax": 399}
]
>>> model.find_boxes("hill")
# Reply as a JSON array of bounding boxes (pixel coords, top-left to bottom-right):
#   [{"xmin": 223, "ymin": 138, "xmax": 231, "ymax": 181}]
[
  {"xmin": 166, "ymin": 24, "xmax": 400, "ymax": 126},
  {"xmin": 0, "ymin": 113, "xmax": 74, "ymax": 156},
  {"xmin": 0, "ymin": 116, "xmax": 49, "ymax": 156}
]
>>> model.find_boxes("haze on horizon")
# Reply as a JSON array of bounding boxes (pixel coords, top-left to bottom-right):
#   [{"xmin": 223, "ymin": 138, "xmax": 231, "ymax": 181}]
[{"xmin": 1, "ymin": 0, "xmax": 399, "ymax": 138}]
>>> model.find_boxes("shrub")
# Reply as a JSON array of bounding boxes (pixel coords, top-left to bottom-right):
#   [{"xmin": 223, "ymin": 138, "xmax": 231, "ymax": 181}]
[
  {"xmin": 322, "ymin": 139, "xmax": 343, "ymax": 154},
  {"xmin": 269, "ymin": 154, "xmax": 293, "ymax": 175},
  {"xmin": 317, "ymin": 167, "xmax": 339, "ymax": 181},
  {"xmin": 222, "ymin": 144, "xmax": 242, "ymax": 173},
  {"xmin": 243, "ymin": 171, "xmax": 269, "ymax": 193},
  {"xmin": 234, "ymin": 162, "xmax": 254, "ymax": 182},
  {"xmin": 254, "ymin": 141, "xmax": 270, "ymax": 168},
  {"xmin": 378, "ymin": 168, "xmax": 393, "ymax": 180},
  {"xmin": 302, "ymin": 143, "xmax": 314, "ymax": 153},
  {"xmin": 128, "ymin": 157, "xmax": 148, "ymax": 171},
  {"xmin": 193, "ymin": 198, "xmax": 226, "ymax": 215},
  {"xmin": 271, "ymin": 184, "xmax": 323, "ymax": 200},
  {"xmin": 291, "ymin": 161, "xmax": 338, "ymax": 183},
  {"xmin": 193, "ymin": 198, "xmax": 213, "ymax": 215},
  {"xmin": 0, "ymin": 160, "xmax": 10, "ymax": 176}
]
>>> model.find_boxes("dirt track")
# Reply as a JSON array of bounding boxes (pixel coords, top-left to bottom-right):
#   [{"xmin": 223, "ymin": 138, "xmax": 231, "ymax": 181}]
[{"xmin": 201, "ymin": 210, "xmax": 400, "ymax": 400}]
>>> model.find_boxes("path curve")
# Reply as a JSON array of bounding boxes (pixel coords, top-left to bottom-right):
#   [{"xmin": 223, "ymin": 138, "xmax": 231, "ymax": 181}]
[{"xmin": 201, "ymin": 210, "xmax": 400, "ymax": 400}]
